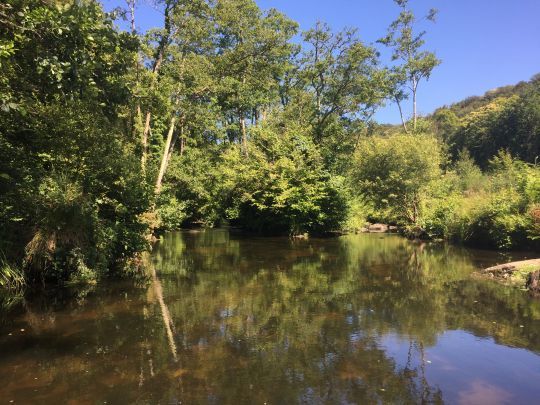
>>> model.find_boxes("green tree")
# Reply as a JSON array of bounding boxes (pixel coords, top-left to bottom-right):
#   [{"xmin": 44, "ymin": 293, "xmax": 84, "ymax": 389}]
[
  {"xmin": 379, "ymin": 0, "xmax": 441, "ymax": 131},
  {"xmin": 214, "ymin": 0, "xmax": 297, "ymax": 157},
  {"xmin": 298, "ymin": 22, "xmax": 387, "ymax": 142},
  {"xmin": 0, "ymin": 0, "xmax": 150, "ymax": 282},
  {"xmin": 352, "ymin": 134, "xmax": 442, "ymax": 225}
]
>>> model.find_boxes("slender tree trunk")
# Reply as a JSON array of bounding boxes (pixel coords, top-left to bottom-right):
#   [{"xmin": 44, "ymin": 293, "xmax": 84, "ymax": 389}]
[
  {"xmin": 396, "ymin": 96, "xmax": 408, "ymax": 133},
  {"xmin": 179, "ymin": 127, "xmax": 185, "ymax": 156},
  {"xmin": 412, "ymin": 78, "xmax": 418, "ymax": 131},
  {"xmin": 240, "ymin": 112, "xmax": 248, "ymax": 157},
  {"xmin": 141, "ymin": 0, "xmax": 174, "ymax": 173},
  {"xmin": 238, "ymin": 72, "xmax": 249, "ymax": 157},
  {"xmin": 155, "ymin": 116, "xmax": 177, "ymax": 195},
  {"xmin": 127, "ymin": 0, "xmax": 136, "ymax": 33},
  {"xmin": 141, "ymin": 110, "xmax": 151, "ymax": 172},
  {"xmin": 127, "ymin": 0, "xmax": 146, "ymax": 171},
  {"xmin": 141, "ymin": 52, "xmax": 164, "ymax": 170}
]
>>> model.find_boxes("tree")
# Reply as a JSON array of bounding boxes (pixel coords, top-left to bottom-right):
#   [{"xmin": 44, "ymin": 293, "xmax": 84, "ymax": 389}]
[
  {"xmin": 152, "ymin": 0, "xmax": 216, "ymax": 195},
  {"xmin": 379, "ymin": 0, "xmax": 440, "ymax": 131},
  {"xmin": 298, "ymin": 22, "xmax": 388, "ymax": 141},
  {"xmin": 352, "ymin": 134, "xmax": 442, "ymax": 224},
  {"xmin": 214, "ymin": 0, "xmax": 297, "ymax": 157},
  {"xmin": 0, "ymin": 0, "xmax": 150, "ymax": 281}
]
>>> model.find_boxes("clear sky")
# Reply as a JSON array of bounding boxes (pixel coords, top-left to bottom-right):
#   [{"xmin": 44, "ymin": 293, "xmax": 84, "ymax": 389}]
[{"xmin": 102, "ymin": 0, "xmax": 540, "ymax": 124}]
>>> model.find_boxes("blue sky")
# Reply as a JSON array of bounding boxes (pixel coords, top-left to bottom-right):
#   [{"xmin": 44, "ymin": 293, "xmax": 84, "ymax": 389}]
[{"xmin": 102, "ymin": 0, "xmax": 540, "ymax": 124}]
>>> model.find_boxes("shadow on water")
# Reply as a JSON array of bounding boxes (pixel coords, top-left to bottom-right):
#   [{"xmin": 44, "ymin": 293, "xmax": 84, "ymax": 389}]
[{"xmin": 0, "ymin": 229, "xmax": 539, "ymax": 403}]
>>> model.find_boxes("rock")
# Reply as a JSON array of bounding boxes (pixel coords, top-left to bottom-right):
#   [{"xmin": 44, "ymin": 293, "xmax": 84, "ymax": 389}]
[
  {"xmin": 482, "ymin": 259, "xmax": 540, "ymax": 274},
  {"xmin": 368, "ymin": 223, "xmax": 388, "ymax": 233},
  {"xmin": 481, "ymin": 259, "xmax": 540, "ymax": 292},
  {"xmin": 526, "ymin": 270, "xmax": 540, "ymax": 295}
]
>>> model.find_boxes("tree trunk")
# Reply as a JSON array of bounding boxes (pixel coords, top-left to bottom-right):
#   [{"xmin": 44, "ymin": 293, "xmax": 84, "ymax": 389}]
[
  {"xmin": 141, "ymin": 111, "xmax": 151, "ymax": 172},
  {"xmin": 140, "ymin": 0, "xmax": 174, "ymax": 173},
  {"xmin": 179, "ymin": 126, "xmax": 186, "ymax": 156},
  {"xmin": 240, "ymin": 112, "xmax": 248, "ymax": 157},
  {"xmin": 155, "ymin": 116, "xmax": 177, "ymax": 195},
  {"xmin": 412, "ymin": 78, "xmax": 418, "ymax": 131},
  {"xmin": 396, "ymin": 96, "xmax": 408, "ymax": 133}
]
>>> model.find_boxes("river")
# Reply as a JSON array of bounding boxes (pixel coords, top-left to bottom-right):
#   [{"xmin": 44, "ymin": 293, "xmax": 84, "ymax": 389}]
[{"xmin": 1, "ymin": 229, "xmax": 539, "ymax": 404}]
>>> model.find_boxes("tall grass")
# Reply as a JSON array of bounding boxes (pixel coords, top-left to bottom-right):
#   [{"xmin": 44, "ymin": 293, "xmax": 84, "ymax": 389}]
[{"xmin": 0, "ymin": 253, "xmax": 25, "ymax": 290}]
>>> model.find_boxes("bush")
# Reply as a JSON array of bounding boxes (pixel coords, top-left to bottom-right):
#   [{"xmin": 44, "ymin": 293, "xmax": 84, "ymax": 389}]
[
  {"xmin": 224, "ymin": 121, "xmax": 348, "ymax": 235},
  {"xmin": 157, "ymin": 197, "xmax": 188, "ymax": 231},
  {"xmin": 421, "ymin": 150, "xmax": 540, "ymax": 249},
  {"xmin": 352, "ymin": 134, "xmax": 443, "ymax": 225}
]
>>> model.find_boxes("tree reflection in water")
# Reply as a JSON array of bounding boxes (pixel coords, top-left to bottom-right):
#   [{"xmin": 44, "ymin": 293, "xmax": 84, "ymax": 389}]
[{"xmin": 0, "ymin": 230, "xmax": 539, "ymax": 403}]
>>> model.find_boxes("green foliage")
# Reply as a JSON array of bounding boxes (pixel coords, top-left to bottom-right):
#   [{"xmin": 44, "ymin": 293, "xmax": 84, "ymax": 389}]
[
  {"xmin": 0, "ymin": 0, "xmax": 150, "ymax": 283},
  {"xmin": 0, "ymin": 254, "xmax": 24, "ymax": 290},
  {"xmin": 434, "ymin": 76, "xmax": 540, "ymax": 167},
  {"xmin": 420, "ymin": 151, "xmax": 540, "ymax": 249},
  {"xmin": 299, "ymin": 22, "xmax": 386, "ymax": 141},
  {"xmin": 352, "ymin": 134, "xmax": 442, "ymax": 224},
  {"xmin": 159, "ymin": 146, "xmax": 227, "ymax": 227},
  {"xmin": 161, "ymin": 114, "xmax": 348, "ymax": 235}
]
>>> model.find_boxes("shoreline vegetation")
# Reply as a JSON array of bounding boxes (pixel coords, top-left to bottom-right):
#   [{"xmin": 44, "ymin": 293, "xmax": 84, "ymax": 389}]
[{"xmin": 1, "ymin": 0, "xmax": 539, "ymax": 290}]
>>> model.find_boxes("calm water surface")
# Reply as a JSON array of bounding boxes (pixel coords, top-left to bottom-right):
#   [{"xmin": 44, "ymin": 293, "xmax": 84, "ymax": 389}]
[{"xmin": 1, "ymin": 230, "xmax": 540, "ymax": 404}]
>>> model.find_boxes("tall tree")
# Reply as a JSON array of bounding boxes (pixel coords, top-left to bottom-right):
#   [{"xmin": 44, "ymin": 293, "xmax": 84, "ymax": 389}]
[
  {"xmin": 139, "ymin": 0, "xmax": 178, "ymax": 173},
  {"xmin": 153, "ymin": 0, "xmax": 215, "ymax": 195},
  {"xmin": 213, "ymin": 0, "xmax": 297, "ymax": 156},
  {"xmin": 379, "ymin": 0, "xmax": 440, "ymax": 131},
  {"xmin": 299, "ymin": 22, "xmax": 388, "ymax": 142}
]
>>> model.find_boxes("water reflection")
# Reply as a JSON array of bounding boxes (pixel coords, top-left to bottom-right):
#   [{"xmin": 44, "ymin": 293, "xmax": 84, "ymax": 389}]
[{"xmin": 0, "ymin": 230, "xmax": 539, "ymax": 403}]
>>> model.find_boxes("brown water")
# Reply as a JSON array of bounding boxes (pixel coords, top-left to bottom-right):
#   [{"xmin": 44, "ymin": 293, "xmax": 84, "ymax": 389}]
[{"xmin": 1, "ymin": 230, "xmax": 540, "ymax": 404}]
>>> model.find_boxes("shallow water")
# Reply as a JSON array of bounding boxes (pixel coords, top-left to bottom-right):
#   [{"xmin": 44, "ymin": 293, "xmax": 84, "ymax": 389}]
[{"xmin": 1, "ymin": 230, "xmax": 540, "ymax": 404}]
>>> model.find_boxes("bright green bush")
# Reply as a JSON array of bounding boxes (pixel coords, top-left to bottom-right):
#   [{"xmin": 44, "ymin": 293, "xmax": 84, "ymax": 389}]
[
  {"xmin": 421, "ymin": 151, "xmax": 540, "ymax": 249},
  {"xmin": 223, "ymin": 120, "xmax": 348, "ymax": 235},
  {"xmin": 156, "ymin": 197, "xmax": 189, "ymax": 231},
  {"xmin": 352, "ymin": 134, "xmax": 443, "ymax": 225}
]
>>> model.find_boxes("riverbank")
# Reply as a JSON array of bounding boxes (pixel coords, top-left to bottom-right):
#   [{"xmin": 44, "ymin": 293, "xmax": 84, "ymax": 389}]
[{"xmin": 482, "ymin": 259, "xmax": 540, "ymax": 295}]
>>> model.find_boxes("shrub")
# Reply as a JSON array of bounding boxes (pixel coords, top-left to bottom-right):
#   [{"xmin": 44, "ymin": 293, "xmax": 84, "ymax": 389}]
[{"xmin": 352, "ymin": 134, "xmax": 443, "ymax": 225}]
